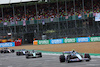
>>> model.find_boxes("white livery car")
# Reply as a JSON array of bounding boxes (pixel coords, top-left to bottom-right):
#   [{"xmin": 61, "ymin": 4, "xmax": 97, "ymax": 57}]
[
  {"xmin": 59, "ymin": 51, "xmax": 91, "ymax": 63},
  {"xmin": 25, "ymin": 50, "xmax": 42, "ymax": 59},
  {"xmin": 16, "ymin": 49, "xmax": 29, "ymax": 56},
  {"xmin": 0, "ymin": 47, "xmax": 15, "ymax": 53}
]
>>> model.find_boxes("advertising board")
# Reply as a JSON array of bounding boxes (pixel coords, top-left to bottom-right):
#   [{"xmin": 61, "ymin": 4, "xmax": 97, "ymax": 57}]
[
  {"xmin": 76, "ymin": 37, "xmax": 90, "ymax": 43},
  {"xmin": 33, "ymin": 40, "xmax": 38, "ymax": 45},
  {"xmin": 50, "ymin": 39, "xmax": 63, "ymax": 44},
  {"xmin": 64, "ymin": 38, "xmax": 76, "ymax": 43},
  {"xmin": 38, "ymin": 40, "xmax": 50, "ymax": 45},
  {"xmin": 0, "ymin": 42, "xmax": 15, "ymax": 47},
  {"xmin": 90, "ymin": 37, "xmax": 100, "ymax": 42}
]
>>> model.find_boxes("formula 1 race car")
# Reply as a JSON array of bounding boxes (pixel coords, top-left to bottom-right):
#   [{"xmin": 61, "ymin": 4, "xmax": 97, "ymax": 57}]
[
  {"xmin": 59, "ymin": 50, "xmax": 91, "ymax": 63},
  {"xmin": 0, "ymin": 47, "xmax": 15, "ymax": 53},
  {"xmin": 16, "ymin": 49, "xmax": 29, "ymax": 56},
  {"xmin": 25, "ymin": 50, "xmax": 42, "ymax": 59}
]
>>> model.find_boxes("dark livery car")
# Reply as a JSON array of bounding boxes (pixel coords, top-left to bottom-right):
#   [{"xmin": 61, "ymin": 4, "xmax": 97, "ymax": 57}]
[
  {"xmin": 59, "ymin": 50, "xmax": 91, "ymax": 63},
  {"xmin": 26, "ymin": 50, "xmax": 42, "ymax": 59},
  {"xmin": 0, "ymin": 47, "xmax": 15, "ymax": 53},
  {"xmin": 16, "ymin": 49, "xmax": 29, "ymax": 56}
]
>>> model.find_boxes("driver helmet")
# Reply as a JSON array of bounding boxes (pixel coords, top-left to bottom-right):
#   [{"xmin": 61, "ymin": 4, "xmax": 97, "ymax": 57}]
[
  {"xmin": 32, "ymin": 50, "xmax": 34, "ymax": 52},
  {"xmin": 72, "ymin": 49, "xmax": 75, "ymax": 52}
]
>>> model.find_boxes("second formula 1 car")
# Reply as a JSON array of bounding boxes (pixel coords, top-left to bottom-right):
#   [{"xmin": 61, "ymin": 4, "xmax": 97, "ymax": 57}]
[
  {"xmin": 59, "ymin": 50, "xmax": 91, "ymax": 63},
  {"xmin": 16, "ymin": 49, "xmax": 29, "ymax": 56},
  {"xmin": 0, "ymin": 47, "xmax": 15, "ymax": 53},
  {"xmin": 25, "ymin": 50, "xmax": 42, "ymax": 59}
]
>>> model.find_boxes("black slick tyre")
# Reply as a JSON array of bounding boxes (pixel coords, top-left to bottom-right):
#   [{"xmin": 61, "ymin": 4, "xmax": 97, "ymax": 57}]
[
  {"xmin": 84, "ymin": 53, "xmax": 91, "ymax": 61},
  {"xmin": 0, "ymin": 50, "xmax": 3, "ymax": 53},
  {"xmin": 11, "ymin": 50, "xmax": 15, "ymax": 53},
  {"xmin": 39, "ymin": 53, "xmax": 42, "ymax": 57},
  {"xmin": 59, "ymin": 55, "xmax": 65, "ymax": 63}
]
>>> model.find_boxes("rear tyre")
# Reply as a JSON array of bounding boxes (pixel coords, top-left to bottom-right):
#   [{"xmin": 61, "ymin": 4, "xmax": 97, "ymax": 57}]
[
  {"xmin": 84, "ymin": 53, "xmax": 91, "ymax": 61},
  {"xmin": 59, "ymin": 55, "xmax": 65, "ymax": 63},
  {"xmin": 0, "ymin": 50, "xmax": 3, "ymax": 53}
]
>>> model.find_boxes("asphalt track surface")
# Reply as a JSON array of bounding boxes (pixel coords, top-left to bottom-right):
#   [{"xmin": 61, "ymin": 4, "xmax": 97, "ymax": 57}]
[{"xmin": 0, "ymin": 53, "xmax": 100, "ymax": 67}]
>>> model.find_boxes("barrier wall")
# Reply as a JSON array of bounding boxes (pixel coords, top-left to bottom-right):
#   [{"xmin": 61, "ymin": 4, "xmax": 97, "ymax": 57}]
[{"xmin": 33, "ymin": 36, "xmax": 100, "ymax": 45}]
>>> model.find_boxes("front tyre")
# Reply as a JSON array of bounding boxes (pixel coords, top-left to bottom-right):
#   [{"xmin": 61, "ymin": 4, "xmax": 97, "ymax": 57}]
[{"xmin": 39, "ymin": 53, "xmax": 42, "ymax": 57}]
